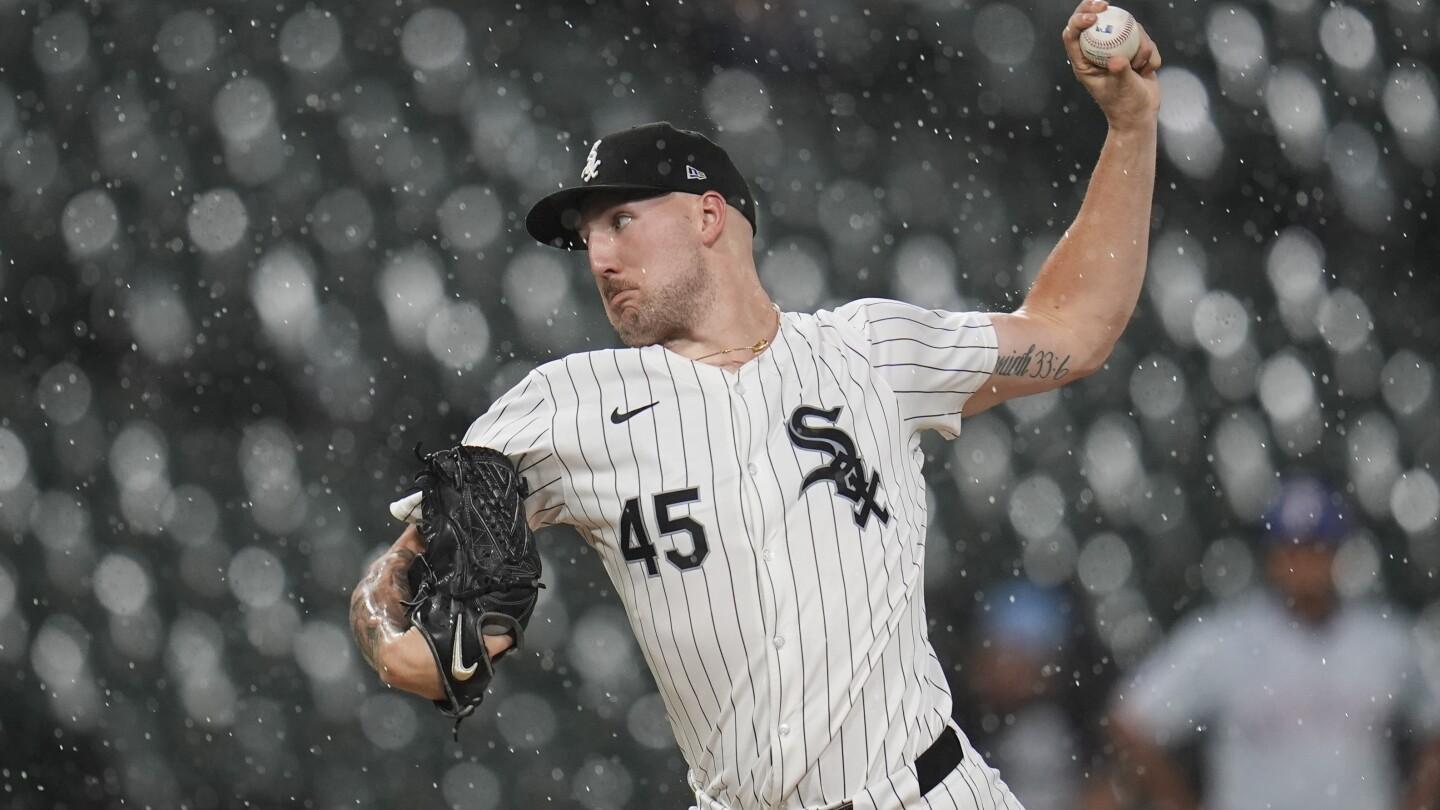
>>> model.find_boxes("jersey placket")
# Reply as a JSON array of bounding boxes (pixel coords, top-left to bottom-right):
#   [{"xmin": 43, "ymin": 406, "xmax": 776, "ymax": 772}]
[{"xmin": 729, "ymin": 363, "xmax": 796, "ymax": 806}]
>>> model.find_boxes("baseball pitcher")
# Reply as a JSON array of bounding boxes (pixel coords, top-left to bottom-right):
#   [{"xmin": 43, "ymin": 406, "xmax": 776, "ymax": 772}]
[{"xmin": 350, "ymin": 2, "xmax": 1162, "ymax": 807}]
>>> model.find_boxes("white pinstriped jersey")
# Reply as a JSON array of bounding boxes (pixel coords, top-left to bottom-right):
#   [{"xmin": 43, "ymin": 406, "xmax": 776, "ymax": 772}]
[{"xmin": 464, "ymin": 299, "xmax": 1012, "ymax": 810}]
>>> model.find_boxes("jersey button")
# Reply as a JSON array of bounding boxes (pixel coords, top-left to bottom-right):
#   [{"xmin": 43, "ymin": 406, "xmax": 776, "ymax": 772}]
[
  {"xmin": 762, "ymin": 547, "xmax": 774, "ymax": 562},
  {"xmin": 733, "ymin": 382, "xmax": 746, "ymax": 395},
  {"xmin": 747, "ymin": 463, "xmax": 758, "ymax": 476},
  {"xmin": 778, "ymin": 724, "xmax": 791, "ymax": 737},
  {"xmin": 772, "ymin": 635, "xmax": 785, "ymax": 649}
]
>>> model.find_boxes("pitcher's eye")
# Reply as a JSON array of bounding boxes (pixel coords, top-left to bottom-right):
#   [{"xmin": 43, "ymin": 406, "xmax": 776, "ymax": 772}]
[{"xmin": 614, "ymin": 213, "xmax": 633, "ymax": 230}]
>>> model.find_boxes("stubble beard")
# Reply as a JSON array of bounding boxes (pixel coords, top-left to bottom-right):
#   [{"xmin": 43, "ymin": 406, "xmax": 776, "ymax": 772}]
[{"xmin": 607, "ymin": 249, "xmax": 713, "ymax": 348}]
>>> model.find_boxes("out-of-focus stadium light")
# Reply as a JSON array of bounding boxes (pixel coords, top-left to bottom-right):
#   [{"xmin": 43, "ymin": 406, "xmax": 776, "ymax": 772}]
[
  {"xmin": 401, "ymin": 8, "xmax": 471, "ymax": 114},
  {"xmin": 310, "ymin": 187, "xmax": 376, "ymax": 255},
  {"xmin": 1383, "ymin": 65, "xmax": 1440, "ymax": 167},
  {"xmin": 5, "ymin": 130, "xmax": 61, "ymax": 200},
  {"xmin": 1093, "ymin": 586, "xmax": 1157, "ymax": 669},
  {"xmin": 1146, "ymin": 230, "xmax": 1207, "ymax": 348},
  {"xmin": 1200, "ymin": 536, "xmax": 1255, "ymax": 599},
  {"xmin": 227, "ymin": 546, "xmax": 287, "ymax": 609},
  {"xmin": 187, "ymin": 189, "xmax": 250, "ymax": 256},
  {"xmin": 1347, "ymin": 411, "xmax": 1403, "ymax": 518},
  {"xmin": 1265, "ymin": 65, "xmax": 1327, "ymax": 170},
  {"xmin": 240, "ymin": 421, "xmax": 308, "ymax": 535},
  {"xmin": 170, "ymin": 613, "xmax": 239, "ymax": 729},
  {"xmin": 425, "ymin": 300, "xmax": 491, "ymax": 371},
  {"xmin": 1206, "ymin": 5, "xmax": 1267, "ymax": 106},
  {"xmin": 279, "ymin": 8, "xmax": 344, "ymax": 76},
  {"xmin": 1009, "ymin": 473, "xmax": 1067, "ymax": 542},
  {"xmin": 109, "ymin": 421, "xmax": 170, "ymax": 498},
  {"xmin": 437, "ymin": 185, "xmax": 505, "ymax": 254},
  {"xmin": 495, "ymin": 692, "xmax": 560, "ymax": 749},
  {"xmin": 379, "ymin": 244, "xmax": 447, "ymax": 351},
  {"xmin": 1257, "ymin": 351, "xmax": 1318, "ymax": 424},
  {"xmin": 1265, "ymin": 226, "xmax": 1327, "ymax": 342},
  {"xmin": 359, "ymin": 692, "xmax": 421, "ymax": 751},
  {"xmin": 1077, "ymin": 531, "xmax": 1134, "ymax": 596},
  {"xmin": 817, "ymin": 177, "xmax": 885, "ymax": 254},
  {"xmin": 1129, "ymin": 355, "xmax": 1188, "ymax": 422},
  {"xmin": 35, "ymin": 362, "xmax": 92, "ymax": 427},
  {"xmin": 91, "ymin": 81, "xmax": 163, "ymax": 187},
  {"xmin": 94, "ymin": 552, "xmax": 153, "ymax": 617},
  {"xmin": 952, "ymin": 412, "xmax": 1014, "ymax": 523},
  {"xmin": 973, "ymin": 3, "xmax": 1036, "ymax": 67},
  {"xmin": 1257, "ymin": 351, "xmax": 1324, "ymax": 456},
  {"xmin": 167, "ymin": 484, "xmax": 220, "ymax": 547},
  {"xmin": 128, "ymin": 279, "xmax": 196, "ymax": 364},
  {"xmin": 1211, "ymin": 408, "xmax": 1277, "ymax": 519},
  {"xmin": 244, "ymin": 601, "xmax": 301, "ymax": 658},
  {"xmin": 213, "ymin": 77, "xmax": 287, "ymax": 185},
  {"xmin": 442, "ymin": 762, "xmax": 504, "ymax": 810},
  {"xmin": 1316, "ymin": 286, "xmax": 1373, "ymax": 354},
  {"xmin": 252, "ymin": 243, "xmax": 321, "ymax": 353},
  {"xmin": 1325, "ymin": 121, "xmax": 1393, "ymax": 232},
  {"xmin": 1084, "ymin": 413, "xmax": 1144, "ymax": 524},
  {"xmin": 1381, "ymin": 349, "xmax": 1435, "ymax": 417},
  {"xmin": 1392, "ymin": 470, "xmax": 1440, "ymax": 535},
  {"xmin": 893, "ymin": 234, "xmax": 964, "ymax": 311},
  {"xmin": 32, "ymin": 614, "xmax": 103, "ymax": 730},
  {"xmin": 1192, "ymin": 290, "xmax": 1249, "ymax": 358},
  {"xmin": 501, "ymin": 249, "xmax": 576, "ymax": 346},
  {"xmin": 61, "ymin": 190, "xmax": 121, "ymax": 259},
  {"xmin": 1318, "ymin": 5, "xmax": 1377, "ymax": 74},
  {"xmin": 155, "ymin": 11, "xmax": 219, "ymax": 76},
  {"xmin": 567, "ymin": 605, "xmax": 638, "ymax": 698},
  {"xmin": 573, "ymin": 755, "xmax": 636, "ymax": 810},
  {"xmin": 760, "ymin": 238, "xmax": 831, "ymax": 312},
  {"xmin": 32, "ymin": 10, "xmax": 90, "ymax": 77},
  {"xmin": 1333, "ymin": 530, "xmax": 1383, "ymax": 598},
  {"xmin": 293, "ymin": 620, "xmax": 353, "ymax": 686},
  {"xmin": 1021, "ymin": 526, "xmax": 1078, "ymax": 587},
  {"xmin": 704, "ymin": 69, "xmax": 772, "ymax": 134},
  {"xmin": 1157, "ymin": 69, "xmax": 1224, "ymax": 180}
]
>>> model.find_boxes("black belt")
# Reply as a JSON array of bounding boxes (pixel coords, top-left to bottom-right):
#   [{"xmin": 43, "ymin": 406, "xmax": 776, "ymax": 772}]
[{"xmin": 832, "ymin": 726, "xmax": 964, "ymax": 809}]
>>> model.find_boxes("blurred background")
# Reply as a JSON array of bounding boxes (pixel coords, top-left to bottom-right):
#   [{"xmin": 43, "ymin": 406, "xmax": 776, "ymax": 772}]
[{"xmin": 0, "ymin": 0, "xmax": 1437, "ymax": 807}]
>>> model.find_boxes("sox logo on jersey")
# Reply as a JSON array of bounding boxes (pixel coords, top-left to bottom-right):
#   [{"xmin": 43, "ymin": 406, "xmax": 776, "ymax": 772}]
[
  {"xmin": 454, "ymin": 298, "xmax": 1021, "ymax": 810},
  {"xmin": 787, "ymin": 405, "xmax": 890, "ymax": 529}
]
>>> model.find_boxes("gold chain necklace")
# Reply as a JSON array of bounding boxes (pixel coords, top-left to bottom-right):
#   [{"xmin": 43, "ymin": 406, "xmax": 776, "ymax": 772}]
[
  {"xmin": 693, "ymin": 306, "xmax": 780, "ymax": 363},
  {"xmin": 695, "ymin": 337, "xmax": 770, "ymax": 363}
]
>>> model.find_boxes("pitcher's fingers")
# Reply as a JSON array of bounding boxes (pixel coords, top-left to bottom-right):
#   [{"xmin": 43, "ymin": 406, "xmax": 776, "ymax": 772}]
[
  {"xmin": 1130, "ymin": 32, "xmax": 1155, "ymax": 71},
  {"xmin": 1140, "ymin": 45, "xmax": 1163, "ymax": 76}
]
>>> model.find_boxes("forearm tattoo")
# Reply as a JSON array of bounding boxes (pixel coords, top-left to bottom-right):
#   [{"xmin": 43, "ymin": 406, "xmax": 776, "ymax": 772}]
[
  {"xmin": 994, "ymin": 343, "xmax": 1072, "ymax": 381},
  {"xmin": 349, "ymin": 547, "xmax": 417, "ymax": 672}
]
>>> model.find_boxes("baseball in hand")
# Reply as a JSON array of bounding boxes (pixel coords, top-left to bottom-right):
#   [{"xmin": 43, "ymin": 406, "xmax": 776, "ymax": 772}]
[{"xmin": 1079, "ymin": 6, "xmax": 1141, "ymax": 68}]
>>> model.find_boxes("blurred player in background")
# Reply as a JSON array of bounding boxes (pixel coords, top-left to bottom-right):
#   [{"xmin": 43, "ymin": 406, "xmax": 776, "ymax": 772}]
[{"xmin": 1108, "ymin": 477, "xmax": 1440, "ymax": 810}]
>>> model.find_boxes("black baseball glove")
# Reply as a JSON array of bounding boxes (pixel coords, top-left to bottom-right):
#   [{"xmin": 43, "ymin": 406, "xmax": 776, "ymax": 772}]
[{"xmin": 403, "ymin": 445, "xmax": 542, "ymax": 734}]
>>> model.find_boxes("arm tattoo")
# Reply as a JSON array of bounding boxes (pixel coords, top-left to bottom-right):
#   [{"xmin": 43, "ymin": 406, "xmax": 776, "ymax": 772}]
[
  {"xmin": 993, "ymin": 343, "xmax": 1072, "ymax": 381},
  {"xmin": 349, "ymin": 547, "xmax": 417, "ymax": 673}
]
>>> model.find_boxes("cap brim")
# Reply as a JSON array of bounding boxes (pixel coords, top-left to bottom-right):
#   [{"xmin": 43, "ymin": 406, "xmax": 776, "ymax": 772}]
[{"xmin": 524, "ymin": 184, "xmax": 670, "ymax": 250}]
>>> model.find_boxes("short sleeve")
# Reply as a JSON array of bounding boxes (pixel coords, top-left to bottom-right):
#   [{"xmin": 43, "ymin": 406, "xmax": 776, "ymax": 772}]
[
  {"xmin": 462, "ymin": 369, "xmax": 568, "ymax": 529},
  {"xmin": 1114, "ymin": 613, "xmax": 1225, "ymax": 745},
  {"xmin": 833, "ymin": 298, "xmax": 998, "ymax": 439}
]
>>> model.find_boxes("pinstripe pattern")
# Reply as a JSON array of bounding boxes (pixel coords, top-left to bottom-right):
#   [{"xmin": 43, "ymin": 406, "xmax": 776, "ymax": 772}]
[{"xmin": 463, "ymin": 299, "xmax": 1019, "ymax": 809}]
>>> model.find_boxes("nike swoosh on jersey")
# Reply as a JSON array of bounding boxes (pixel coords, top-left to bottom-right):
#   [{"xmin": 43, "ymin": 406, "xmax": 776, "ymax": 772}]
[
  {"xmin": 610, "ymin": 401, "xmax": 659, "ymax": 424},
  {"xmin": 451, "ymin": 614, "xmax": 478, "ymax": 681}
]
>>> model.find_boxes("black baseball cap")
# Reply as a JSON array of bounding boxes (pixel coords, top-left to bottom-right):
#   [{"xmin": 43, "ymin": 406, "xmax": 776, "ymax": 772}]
[{"xmin": 525, "ymin": 122, "xmax": 757, "ymax": 250}]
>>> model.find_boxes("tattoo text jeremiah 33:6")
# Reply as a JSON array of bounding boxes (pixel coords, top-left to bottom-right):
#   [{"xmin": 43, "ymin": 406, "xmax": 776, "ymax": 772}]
[{"xmin": 994, "ymin": 343, "xmax": 1072, "ymax": 381}]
